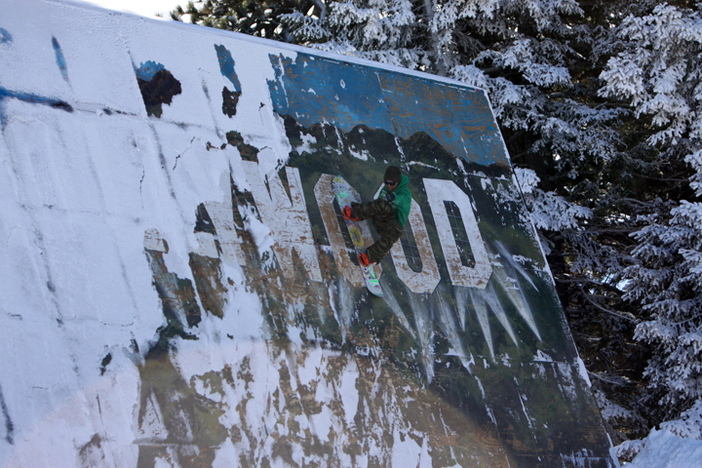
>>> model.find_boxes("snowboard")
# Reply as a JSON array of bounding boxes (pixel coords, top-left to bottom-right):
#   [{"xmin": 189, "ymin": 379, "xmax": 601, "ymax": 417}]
[{"xmin": 331, "ymin": 176, "xmax": 384, "ymax": 297}]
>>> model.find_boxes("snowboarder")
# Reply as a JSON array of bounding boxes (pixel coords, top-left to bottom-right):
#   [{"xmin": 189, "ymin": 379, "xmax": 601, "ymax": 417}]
[{"xmin": 343, "ymin": 166, "xmax": 411, "ymax": 267}]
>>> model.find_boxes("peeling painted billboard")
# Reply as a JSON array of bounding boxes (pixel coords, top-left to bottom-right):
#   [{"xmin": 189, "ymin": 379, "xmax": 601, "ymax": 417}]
[{"xmin": 0, "ymin": 1, "xmax": 616, "ymax": 467}]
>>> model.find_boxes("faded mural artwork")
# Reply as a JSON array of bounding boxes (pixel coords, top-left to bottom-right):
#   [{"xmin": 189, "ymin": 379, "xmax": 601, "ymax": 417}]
[
  {"xmin": 0, "ymin": 1, "xmax": 616, "ymax": 467},
  {"xmin": 138, "ymin": 50, "xmax": 613, "ymax": 466}
]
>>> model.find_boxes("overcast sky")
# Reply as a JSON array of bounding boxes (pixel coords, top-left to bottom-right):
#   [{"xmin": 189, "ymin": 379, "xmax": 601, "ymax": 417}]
[{"xmin": 80, "ymin": 0, "xmax": 184, "ymax": 18}]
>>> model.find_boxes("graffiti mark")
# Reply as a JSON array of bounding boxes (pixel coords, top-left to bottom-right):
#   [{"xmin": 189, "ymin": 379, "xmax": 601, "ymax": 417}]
[
  {"xmin": 0, "ymin": 87, "xmax": 73, "ymax": 125},
  {"xmin": 0, "ymin": 28, "xmax": 12, "ymax": 44},
  {"xmin": 0, "ymin": 382, "xmax": 14, "ymax": 444},
  {"xmin": 51, "ymin": 36, "xmax": 69, "ymax": 83}
]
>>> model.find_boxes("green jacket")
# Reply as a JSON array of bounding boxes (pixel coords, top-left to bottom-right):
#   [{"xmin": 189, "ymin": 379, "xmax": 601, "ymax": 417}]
[{"xmin": 378, "ymin": 174, "xmax": 411, "ymax": 227}]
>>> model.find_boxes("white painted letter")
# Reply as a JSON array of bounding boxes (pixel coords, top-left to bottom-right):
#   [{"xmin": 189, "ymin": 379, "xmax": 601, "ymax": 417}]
[
  {"xmin": 314, "ymin": 174, "xmax": 381, "ymax": 288},
  {"xmin": 242, "ymin": 162, "xmax": 322, "ymax": 282},
  {"xmin": 389, "ymin": 199, "xmax": 440, "ymax": 294},
  {"xmin": 190, "ymin": 173, "xmax": 246, "ymax": 265},
  {"xmin": 192, "ymin": 173, "xmax": 246, "ymax": 265},
  {"xmin": 424, "ymin": 178, "xmax": 491, "ymax": 289}
]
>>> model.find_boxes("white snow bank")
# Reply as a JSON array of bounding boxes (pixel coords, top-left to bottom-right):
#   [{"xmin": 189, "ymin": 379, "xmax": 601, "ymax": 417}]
[{"xmin": 624, "ymin": 429, "xmax": 702, "ymax": 468}]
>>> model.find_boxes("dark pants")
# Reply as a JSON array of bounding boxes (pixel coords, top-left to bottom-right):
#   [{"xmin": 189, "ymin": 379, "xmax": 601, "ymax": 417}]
[{"xmin": 352, "ymin": 199, "xmax": 404, "ymax": 264}]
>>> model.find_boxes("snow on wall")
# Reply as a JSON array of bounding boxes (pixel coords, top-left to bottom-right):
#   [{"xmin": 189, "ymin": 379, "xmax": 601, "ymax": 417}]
[{"xmin": 0, "ymin": 1, "xmax": 616, "ymax": 467}]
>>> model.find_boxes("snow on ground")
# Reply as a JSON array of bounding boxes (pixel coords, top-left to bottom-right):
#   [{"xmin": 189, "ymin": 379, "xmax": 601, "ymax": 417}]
[{"xmin": 623, "ymin": 429, "xmax": 702, "ymax": 468}]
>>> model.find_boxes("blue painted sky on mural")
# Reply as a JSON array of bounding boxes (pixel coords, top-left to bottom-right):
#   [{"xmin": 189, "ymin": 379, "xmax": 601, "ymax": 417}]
[
  {"xmin": 268, "ymin": 53, "xmax": 395, "ymax": 134},
  {"xmin": 267, "ymin": 52, "xmax": 508, "ymax": 167}
]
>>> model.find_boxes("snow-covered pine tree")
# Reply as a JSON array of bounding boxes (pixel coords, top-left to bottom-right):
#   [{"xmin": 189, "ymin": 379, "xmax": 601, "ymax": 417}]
[
  {"xmin": 170, "ymin": 0, "xmax": 320, "ymax": 41},
  {"xmin": 599, "ymin": 2, "xmax": 702, "ymax": 454},
  {"xmin": 281, "ymin": 0, "xmax": 427, "ymax": 69},
  {"xmin": 447, "ymin": 2, "xmax": 662, "ymax": 444}
]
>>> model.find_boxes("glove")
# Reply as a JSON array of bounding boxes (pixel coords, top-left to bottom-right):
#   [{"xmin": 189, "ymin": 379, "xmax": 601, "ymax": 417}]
[{"xmin": 385, "ymin": 192, "xmax": 395, "ymax": 202}]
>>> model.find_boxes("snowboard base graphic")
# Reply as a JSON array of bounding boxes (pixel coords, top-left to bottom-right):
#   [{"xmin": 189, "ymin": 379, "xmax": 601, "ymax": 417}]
[{"xmin": 332, "ymin": 176, "xmax": 383, "ymax": 297}]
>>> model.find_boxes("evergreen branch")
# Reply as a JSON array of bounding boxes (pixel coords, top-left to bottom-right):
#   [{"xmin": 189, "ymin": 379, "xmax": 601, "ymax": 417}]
[
  {"xmin": 579, "ymin": 285, "xmax": 640, "ymax": 323},
  {"xmin": 588, "ymin": 370, "xmax": 632, "ymax": 387}
]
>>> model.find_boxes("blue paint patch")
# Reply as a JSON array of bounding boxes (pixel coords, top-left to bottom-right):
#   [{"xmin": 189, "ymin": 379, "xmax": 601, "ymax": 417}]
[
  {"xmin": 52, "ymin": 37, "xmax": 69, "ymax": 82},
  {"xmin": 0, "ymin": 28, "xmax": 11, "ymax": 44},
  {"xmin": 266, "ymin": 52, "xmax": 509, "ymax": 166},
  {"xmin": 214, "ymin": 45, "xmax": 241, "ymax": 92},
  {"xmin": 135, "ymin": 61, "xmax": 166, "ymax": 82}
]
